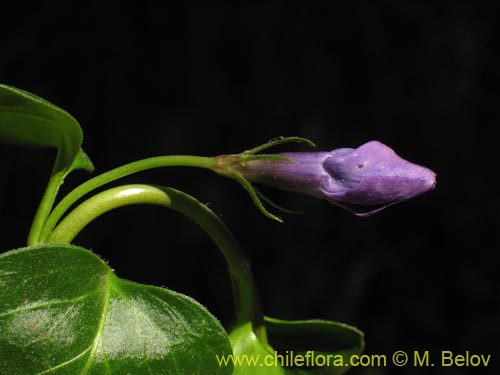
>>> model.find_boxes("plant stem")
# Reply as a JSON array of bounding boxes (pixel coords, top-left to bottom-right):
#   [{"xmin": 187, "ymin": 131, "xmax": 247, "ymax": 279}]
[
  {"xmin": 47, "ymin": 184, "xmax": 266, "ymax": 338},
  {"xmin": 39, "ymin": 155, "xmax": 217, "ymax": 243},
  {"xmin": 27, "ymin": 170, "xmax": 65, "ymax": 246}
]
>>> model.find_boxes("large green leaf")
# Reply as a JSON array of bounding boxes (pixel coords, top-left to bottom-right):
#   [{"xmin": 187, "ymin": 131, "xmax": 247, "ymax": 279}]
[
  {"xmin": 0, "ymin": 244, "xmax": 232, "ymax": 374},
  {"xmin": 0, "ymin": 83, "xmax": 93, "ymax": 173}
]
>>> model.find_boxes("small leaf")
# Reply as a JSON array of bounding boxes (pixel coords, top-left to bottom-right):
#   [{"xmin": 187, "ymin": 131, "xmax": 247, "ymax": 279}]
[
  {"xmin": 265, "ymin": 317, "xmax": 364, "ymax": 375},
  {"xmin": 0, "ymin": 244, "xmax": 232, "ymax": 374},
  {"xmin": 0, "ymin": 83, "xmax": 92, "ymax": 173}
]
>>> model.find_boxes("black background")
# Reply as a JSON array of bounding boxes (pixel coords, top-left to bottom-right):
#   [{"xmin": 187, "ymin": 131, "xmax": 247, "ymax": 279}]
[{"xmin": 1, "ymin": 2, "xmax": 498, "ymax": 374}]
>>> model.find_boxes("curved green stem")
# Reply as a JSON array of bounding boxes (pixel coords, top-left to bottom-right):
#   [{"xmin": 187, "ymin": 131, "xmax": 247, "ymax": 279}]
[
  {"xmin": 27, "ymin": 170, "xmax": 65, "ymax": 246},
  {"xmin": 47, "ymin": 184, "xmax": 266, "ymax": 339},
  {"xmin": 38, "ymin": 155, "xmax": 216, "ymax": 244}
]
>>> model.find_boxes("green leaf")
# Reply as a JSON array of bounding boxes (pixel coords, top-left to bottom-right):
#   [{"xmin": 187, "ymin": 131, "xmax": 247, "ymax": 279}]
[
  {"xmin": 0, "ymin": 83, "xmax": 94, "ymax": 244},
  {"xmin": 265, "ymin": 317, "xmax": 364, "ymax": 375},
  {"xmin": 69, "ymin": 148, "xmax": 95, "ymax": 174},
  {"xmin": 227, "ymin": 317, "xmax": 363, "ymax": 375},
  {"xmin": 0, "ymin": 244, "xmax": 232, "ymax": 375},
  {"xmin": 0, "ymin": 83, "xmax": 92, "ymax": 173}
]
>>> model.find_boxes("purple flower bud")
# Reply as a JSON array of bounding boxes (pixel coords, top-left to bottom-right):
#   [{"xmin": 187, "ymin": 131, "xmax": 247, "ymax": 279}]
[{"xmin": 236, "ymin": 141, "xmax": 436, "ymax": 216}]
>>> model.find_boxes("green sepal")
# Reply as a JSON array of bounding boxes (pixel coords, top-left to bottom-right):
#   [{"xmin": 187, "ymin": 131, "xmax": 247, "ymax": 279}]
[
  {"xmin": 213, "ymin": 137, "xmax": 314, "ymax": 222},
  {"xmin": 234, "ymin": 174, "xmax": 284, "ymax": 223},
  {"xmin": 239, "ymin": 154, "xmax": 295, "ymax": 163},
  {"xmin": 254, "ymin": 187, "xmax": 303, "ymax": 216},
  {"xmin": 0, "ymin": 244, "xmax": 233, "ymax": 375},
  {"xmin": 243, "ymin": 137, "xmax": 316, "ymax": 155}
]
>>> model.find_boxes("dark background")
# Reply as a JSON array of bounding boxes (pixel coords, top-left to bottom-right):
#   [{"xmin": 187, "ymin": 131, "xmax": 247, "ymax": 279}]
[{"xmin": 1, "ymin": 2, "xmax": 498, "ymax": 374}]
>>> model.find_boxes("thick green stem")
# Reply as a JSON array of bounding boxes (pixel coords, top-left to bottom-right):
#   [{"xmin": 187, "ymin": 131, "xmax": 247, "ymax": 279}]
[
  {"xmin": 39, "ymin": 155, "xmax": 216, "ymax": 243},
  {"xmin": 27, "ymin": 171, "xmax": 65, "ymax": 246},
  {"xmin": 47, "ymin": 184, "xmax": 266, "ymax": 339}
]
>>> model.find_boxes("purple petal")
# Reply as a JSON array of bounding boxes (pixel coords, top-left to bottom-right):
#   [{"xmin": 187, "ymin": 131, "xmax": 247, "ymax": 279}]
[
  {"xmin": 321, "ymin": 141, "xmax": 436, "ymax": 214},
  {"xmin": 236, "ymin": 140, "xmax": 436, "ymax": 216}
]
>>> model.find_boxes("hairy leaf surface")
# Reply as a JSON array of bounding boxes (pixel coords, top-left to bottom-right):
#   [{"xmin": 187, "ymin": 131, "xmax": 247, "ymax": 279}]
[{"xmin": 0, "ymin": 244, "xmax": 232, "ymax": 374}]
